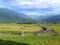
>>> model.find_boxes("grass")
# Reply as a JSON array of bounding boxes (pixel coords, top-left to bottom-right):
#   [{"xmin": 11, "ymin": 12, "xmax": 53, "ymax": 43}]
[
  {"xmin": 0, "ymin": 23, "xmax": 60, "ymax": 45},
  {"xmin": 0, "ymin": 23, "xmax": 60, "ymax": 34},
  {"xmin": 0, "ymin": 36, "xmax": 60, "ymax": 45},
  {"xmin": 0, "ymin": 23, "xmax": 40, "ymax": 33},
  {"xmin": 0, "ymin": 23, "xmax": 60, "ymax": 32},
  {"xmin": 0, "ymin": 24, "xmax": 40, "ymax": 31},
  {"xmin": 40, "ymin": 24, "xmax": 60, "ymax": 32}
]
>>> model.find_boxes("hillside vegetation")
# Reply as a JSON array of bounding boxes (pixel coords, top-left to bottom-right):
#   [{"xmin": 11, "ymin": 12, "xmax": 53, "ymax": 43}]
[{"xmin": 0, "ymin": 8, "xmax": 38, "ymax": 23}]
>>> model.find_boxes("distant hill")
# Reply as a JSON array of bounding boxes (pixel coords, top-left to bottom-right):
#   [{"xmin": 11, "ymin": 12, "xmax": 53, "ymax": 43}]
[
  {"xmin": 31, "ymin": 15, "xmax": 60, "ymax": 23},
  {"xmin": 1, "ymin": 8, "xmax": 60, "ymax": 24},
  {"xmin": 0, "ymin": 8, "xmax": 38, "ymax": 23},
  {"xmin": 42, "ymin": 15, "xmax": 60, "ymax": 23}
]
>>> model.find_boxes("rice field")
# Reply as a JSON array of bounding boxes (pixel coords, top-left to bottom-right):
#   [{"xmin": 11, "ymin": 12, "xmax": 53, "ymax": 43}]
[
  {"xmin": 0, "ymin": 23, "xmax": 60, "ymax": 33},
  {"xmin": 0, "ymin": 23, "xmax": 60, "ymax": 45},
  {"xmin": 0, "ymin": 23, "xmax": 41, "ymax": 33},
  {"xmin": 40, "ymin": 24, "xmax": 60, "ymax": 32}
]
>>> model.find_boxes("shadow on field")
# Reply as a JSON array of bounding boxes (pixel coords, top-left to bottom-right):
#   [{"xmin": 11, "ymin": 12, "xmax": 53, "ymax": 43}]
[{"xmin": 0, "ymin": 39, "xmax": 29, "ymax": 45}]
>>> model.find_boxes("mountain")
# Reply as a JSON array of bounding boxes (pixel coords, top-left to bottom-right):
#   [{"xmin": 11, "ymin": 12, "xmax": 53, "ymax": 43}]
[
  {"xmin": 1, "ymin": 8, "xmax": 60, "ymax": 24},
  {"xmin": 42, "ymin": 15, "xmax": 60, "ymax": 23},
  {"xmin": 31, "ymin": 14, "xmax": 60, "ymax": 23},
  {"xmin": 0, "ymin": 8, "xmax": 38, "ymax": 23}
]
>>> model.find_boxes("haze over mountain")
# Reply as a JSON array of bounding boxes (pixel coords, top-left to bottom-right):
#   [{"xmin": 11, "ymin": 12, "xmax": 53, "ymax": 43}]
[
  {"xmin": 42, "ymin": 15, "xmax": 60, "ymax": 23},
  {"xmin": 0, "ymin": 8, "xmax": 38, "ymax": 23},
  {"xmin": 31, "ymin": 14, "xmax": 60, "ymax": 23}
]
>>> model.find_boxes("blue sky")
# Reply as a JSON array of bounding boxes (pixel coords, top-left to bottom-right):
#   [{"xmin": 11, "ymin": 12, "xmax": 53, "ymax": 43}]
[{"xmin": 0, "ymin": 0, "xmax": 60, "ymax": 15}]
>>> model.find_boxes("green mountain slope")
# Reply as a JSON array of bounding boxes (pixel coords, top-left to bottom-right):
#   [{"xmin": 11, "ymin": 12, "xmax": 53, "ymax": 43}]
[
  {"xmin": 31, "ymin": 15, "xmax": 60, "ymax": 23},
  {"xmin": 0, "ymin": 8, "xmax": 38, "ymax": 23}
]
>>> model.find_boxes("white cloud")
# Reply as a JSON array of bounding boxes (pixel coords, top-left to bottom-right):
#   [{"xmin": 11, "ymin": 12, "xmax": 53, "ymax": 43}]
[
  {"xmin": 17, "ymin": 1, "xmax": 34, "ymax": 5},
  {"xmin": 0, "ymin": 5, "xmax": 5, "ymax": 7},
  {"xmin": 0, "ymin": 0, "xmax": 60, "ymax": 15},
  {"xmin": 22, "ymin": 11, "xmax": 43, "ymax": 15},
  {"xmin": 13, "ymin": 0, "xmax": 60, "ymax": 15},
  {"xmin": 1, "ymin": 0, "xmax": 60, "ymax": 10},
  {"xmin": 14, "ymin": 0, "xmax": 60, "ymax": 9}
]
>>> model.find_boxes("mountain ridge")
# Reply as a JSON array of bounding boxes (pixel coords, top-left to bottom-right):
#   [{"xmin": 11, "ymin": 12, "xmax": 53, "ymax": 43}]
[
  {"xmin": 30, "ymin": 14, "xmax": 60, "ymax": 23},
  {"xmin": 0, "ymin": 8, "xmax": 38, "ymax": 23}
]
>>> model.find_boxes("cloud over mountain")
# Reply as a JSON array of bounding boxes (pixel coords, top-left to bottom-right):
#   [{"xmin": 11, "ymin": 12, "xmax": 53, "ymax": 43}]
[{"xmin": 0, "ymin": 0, "xmax": 60, "ymax": 15}]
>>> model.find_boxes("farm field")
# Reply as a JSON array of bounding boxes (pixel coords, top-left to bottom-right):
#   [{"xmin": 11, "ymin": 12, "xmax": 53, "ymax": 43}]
[
  {"xmin": 0, "ymin": 23, "xmax": 60, "ymax": 45},
  {"xmin": 0, "ymin": 23, "xmax": 41, "ymax": 33},
  {"xmin": 40, "ymin": 24, "xmax": 60, "ymax": 32},
  {"xmin": 0, "ymin": 36, "xmax": 60, "ymax": 45},
  {"xmin": 0, "ymin": 23, "xmax": 60, "ymax": 33}
]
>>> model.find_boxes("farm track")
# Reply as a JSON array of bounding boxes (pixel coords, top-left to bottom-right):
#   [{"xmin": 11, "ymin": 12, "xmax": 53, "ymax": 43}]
[{"xmin": 0, "ymin": 33, "xmax": 20, "ymax": 37}]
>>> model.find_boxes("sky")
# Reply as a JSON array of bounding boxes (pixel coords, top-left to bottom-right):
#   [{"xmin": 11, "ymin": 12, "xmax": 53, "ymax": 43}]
[{"xmin": 0, "ymin": 0, "xmax": 60, "ymax": 15}]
